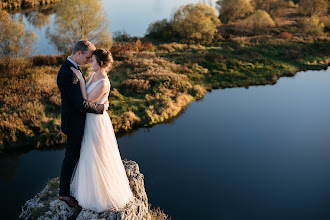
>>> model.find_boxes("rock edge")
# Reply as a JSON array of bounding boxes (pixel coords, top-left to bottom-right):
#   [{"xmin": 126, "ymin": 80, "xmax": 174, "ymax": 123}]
[{"xmin": 19, "ymin": 160, "xmax": 152, "ymax": 220}]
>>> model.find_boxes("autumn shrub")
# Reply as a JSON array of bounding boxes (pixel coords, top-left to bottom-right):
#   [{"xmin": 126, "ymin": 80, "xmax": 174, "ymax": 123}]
[
  {"xmin": 301, "ymin": 16, "xmax": 325, "ymax": 35},
  {"xmin": 217, "ymin": 0, "xmax": 254, "ymax": 23},
  {"xmin": 189, "ymin": 84, "xmax": 206, "ymax": 99},
  {"xmin": 253, "ymin": 0, "xmax": 289, "ymax": 17},
  {"xmin": 130, "ymin": 69, "xmax": 191, "ymax": 92},
  {"xmin": 110, "ymin": 111, "xmax": 141, "ymax": 132},
  {"xmin": 158, "ymin": 43, "xmax": 188, "ymax": 52},
  {"xmin": 173, "ymin": 3, "xmax": 221, "ymax": 43},
  {"xmin": 146, "ymin": 19, "xmax": 174, "ymax": 40},
  {"xmin": 287, "ymin": 1, "xmax": 296, "ymax": 7},
  {"xmin": 234, "ymin": 10, "xmax": 275, "ymax": 34},
  {"xmin": 113, "ymin": 30, "xmax": 132, "ymax": 42},
  {"xmin": 122, "ymin": 79, "xmax": 151, "ymax": 93},
  {"xmin": 298, "ymin": 0, "xmax": 328, "ymax": 16},
  {"xmin": 111, "ymin": 39, "xmax": 154, "ymax": 56},
  {"xmin": 145, "ymin": 93, "xmax": 193, "ymax": 124},
  {"xmin": 319, "ymin": 16, "xmax": 330, "ymax": 33},
  {"xmin": 279, "ymin": 32, "xmax": 293, "ymax": 39},
  {"xmin": 0, "ymin": 64, "xmax": 62, "ymax": 148},
  {"xmin": 32, "ymin": 54, "xmax": 65, "ymax": 66},
  {"xmin": 149, "ymin": 206, "xmax": 171, "ymax": 220},
  {"xmin": 0, "ymin": 57, "xmax": 32, "ymax": 77}
]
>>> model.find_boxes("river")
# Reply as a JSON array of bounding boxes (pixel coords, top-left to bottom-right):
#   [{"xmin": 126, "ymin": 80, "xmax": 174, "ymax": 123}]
[{"xmin": 1, "ymin": 68, "xmax": 330, "ymax": 219}]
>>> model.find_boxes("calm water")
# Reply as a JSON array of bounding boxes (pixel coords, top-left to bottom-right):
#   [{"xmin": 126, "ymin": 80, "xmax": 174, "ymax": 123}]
[
  {"xmin": 1, "ymin": 68, "xmax": 330, "ymax": 219},
  {"xmin": 14, "ymin": 0, "xmax": 218, "ymax": 55}
]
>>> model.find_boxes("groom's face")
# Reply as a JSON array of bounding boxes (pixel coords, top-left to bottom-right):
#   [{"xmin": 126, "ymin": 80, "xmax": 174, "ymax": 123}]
[{"xmin": 77, "ymin": 50, "xmax": 93, "ymax": 65}]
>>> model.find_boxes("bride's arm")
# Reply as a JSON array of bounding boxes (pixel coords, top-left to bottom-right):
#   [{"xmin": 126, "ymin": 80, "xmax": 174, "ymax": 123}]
[
  {"xmin": 87, "ymin": 81, "xmax": 108, "ymax": 102},
  {"xmin": 70, "ymin": 67, "xmax": 108, "ymax": 103},
  {"xmin": 70, "ymin": 67, "xmax": 87, "ymax": 100}
]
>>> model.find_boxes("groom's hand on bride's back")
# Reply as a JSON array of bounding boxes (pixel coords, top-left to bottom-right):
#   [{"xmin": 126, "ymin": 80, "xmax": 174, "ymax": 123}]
[{"xmin": 104, "ymin": 99, "xmax": 109, "ymax": 111}]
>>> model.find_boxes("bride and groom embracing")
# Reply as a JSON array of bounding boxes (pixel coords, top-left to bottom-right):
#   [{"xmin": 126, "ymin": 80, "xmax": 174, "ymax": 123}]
[{"xmin": 57, "ymin": 40, "xmax": 133, "ymax": 212}]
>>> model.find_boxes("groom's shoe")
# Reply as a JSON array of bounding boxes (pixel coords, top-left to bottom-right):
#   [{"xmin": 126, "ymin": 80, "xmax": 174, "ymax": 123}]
[{"xmin": 59, "ymin": 196, "xmax": 78, "ymax": 207}]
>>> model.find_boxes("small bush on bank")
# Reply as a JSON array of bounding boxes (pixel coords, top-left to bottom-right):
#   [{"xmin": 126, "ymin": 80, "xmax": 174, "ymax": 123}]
[
  {"xmin": 0, "ymin": 57, "xmax": 32, "ymax": 76},
  {"xmin": 149, "ymin": 205, "xmax": 171, "ymax": 220},
  {"xmin": 32, "ymin": 55, "xmax": 66, "ymax": 66},
  {"xmin": 122, "ymin": 79, "xmax": 151, "ymax": 93},
  {"xmin": 173, "ymin": 3, "xmax": 221, "ymax": 43},
  {"xmin": 287, "ymin": 1, "xmax": 296, "ymax": 7},
  {"xmin": 217, "ymin": 0, "xmax": 254, "ymax": 23},
  {"xmin": 279, "ymin": 32, "xmax": 293, "ymax": 40},
  {"xmin": 158, "ymin": 43, "xmax": 188, "ymax": 52},
  {"xmin": 189, "ymin": 84, "xmax": 206, "ymax": 99},
  {"xmin": 113, "ymin": 30, "xmax": 132, "ymax": 42},
  {"xmin": 234, "ymin": 10, "xmax": 275, "ymax": 35},
  {"xmin": 253, "ymin": 0, "xmax": 289, "ymax": 17},
  {"xmin": 319, "ymin": 16, "xmax": 330, "ymax": 33},
  {"xmin": 298, "ymin": 0, "xmax": 328, "ymax": 16},
  {"xmin": 146, "ymin": 19, "xmax": 175, "ymax": 41},
  {"xmin": 110, "ymin": 39, "xmax": 154, "ymax": 56},
  {"xmin": 301, "ymin": 16, "xmax": 325, "ymax": 35}
]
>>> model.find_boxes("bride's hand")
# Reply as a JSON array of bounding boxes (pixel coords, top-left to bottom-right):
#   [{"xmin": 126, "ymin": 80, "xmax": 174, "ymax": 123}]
[
  {"xmin": 70, "ymin": 67, "xmax": 84, "ymax": 81},
  {"xmin": 104, "ymin": 99, "xmax": 109, "ymax": 111}
]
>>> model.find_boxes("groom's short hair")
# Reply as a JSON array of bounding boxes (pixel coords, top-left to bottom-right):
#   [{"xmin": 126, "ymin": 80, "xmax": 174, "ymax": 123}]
[{"xmin": 73, "ymin": 40, "xmax": 96, "ymax": 54}]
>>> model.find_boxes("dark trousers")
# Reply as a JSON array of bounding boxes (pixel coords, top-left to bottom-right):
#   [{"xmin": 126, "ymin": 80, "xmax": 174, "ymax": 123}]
[{"xmin": 59, "ymin": 134, "xmax": 83, "ymax": 196}]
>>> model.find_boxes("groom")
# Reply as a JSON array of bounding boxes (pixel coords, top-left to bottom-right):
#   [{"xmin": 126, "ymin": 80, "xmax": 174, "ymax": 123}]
[{"xmin": 57, "ymin": 40, "xmax": 108, "ymax": 207}]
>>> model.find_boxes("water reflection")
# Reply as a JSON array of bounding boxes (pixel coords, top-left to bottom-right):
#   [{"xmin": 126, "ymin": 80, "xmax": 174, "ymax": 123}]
[
  {"xmin": 23, "ymin": 9, "xmax": 53, "ymax": 29},
  {"xmin": 0, "ymin": 156, "xmax": 19, "ymax": 183},
  {"xmin": 46, "ymin": 0, "xmax": 112, "ymax": 54}
]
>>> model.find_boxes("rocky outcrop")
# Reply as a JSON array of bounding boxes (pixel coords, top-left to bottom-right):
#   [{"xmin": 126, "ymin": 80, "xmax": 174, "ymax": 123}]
[{"xmin": 19, "ymin": 160, "xmax": 151, "ymax": 220}]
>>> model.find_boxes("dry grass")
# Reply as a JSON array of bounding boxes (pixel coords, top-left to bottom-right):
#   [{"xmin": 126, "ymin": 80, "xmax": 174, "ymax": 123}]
[
  {"xmin": 149, "ymin": 205, "xmax": 171, "ymax": 220},
  {"xmin": 110, "ymin": 111, "xmax": 141, "ymax": 132},
  {"xmin": 108, "ymin": 49, "xmax": 201, "ymax": 131},
  {"xmin": 0, "ymin": 58, "xmax": 63, "ymax": 149},
  {"xmin": 111, "ymin": 39, "xmax": 154, "ymax": 56}
]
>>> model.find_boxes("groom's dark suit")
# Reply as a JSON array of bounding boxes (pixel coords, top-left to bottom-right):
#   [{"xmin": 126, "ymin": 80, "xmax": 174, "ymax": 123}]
[{"xmin": 57, "ymin": 58, "xmax": 104, "ymax": 196}]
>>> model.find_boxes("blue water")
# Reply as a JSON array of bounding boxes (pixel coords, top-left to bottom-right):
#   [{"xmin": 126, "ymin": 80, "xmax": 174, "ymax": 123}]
[{"xmin": 0, "ymin": 69, "xmax": 330, "ymax": 219}]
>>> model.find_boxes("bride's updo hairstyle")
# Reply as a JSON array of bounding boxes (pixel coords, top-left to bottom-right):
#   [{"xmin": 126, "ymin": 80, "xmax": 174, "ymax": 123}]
[{"xmin": 93, "ymin": 49, "xmax": 114, "ymax": 71}]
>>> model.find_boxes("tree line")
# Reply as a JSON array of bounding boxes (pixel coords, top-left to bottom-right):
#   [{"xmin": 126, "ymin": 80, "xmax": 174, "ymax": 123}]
[
  {"xmin": 0, "ymin": 0, "xmax": 329, "ymax": 60},
  {"xmin": 146, "ymin": 0, "xmax": 329, "ymax": 43}
]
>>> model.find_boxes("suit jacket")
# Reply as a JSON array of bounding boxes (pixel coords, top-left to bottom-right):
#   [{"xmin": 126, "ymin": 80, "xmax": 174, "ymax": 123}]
[{"xmin": 57, "ymin": 58, "xmax": 104, "ymax": 137}]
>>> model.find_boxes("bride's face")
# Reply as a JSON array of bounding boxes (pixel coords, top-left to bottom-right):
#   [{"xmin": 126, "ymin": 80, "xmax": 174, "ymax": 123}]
[{"xmin": 90, "ymin": 55, "xmax": 101, "ymax": 72}]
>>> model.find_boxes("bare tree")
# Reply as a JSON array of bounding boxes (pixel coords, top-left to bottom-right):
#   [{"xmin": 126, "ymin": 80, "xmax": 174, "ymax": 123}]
[{"xmin": 46, "ymin": 0, "xmax": 112, "ymax": 54}]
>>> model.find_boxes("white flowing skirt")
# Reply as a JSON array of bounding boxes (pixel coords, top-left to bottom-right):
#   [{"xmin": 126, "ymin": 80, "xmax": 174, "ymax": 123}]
[{"xmin": 70, "ymin": 112, "xmax": 134, "ymax": 212}]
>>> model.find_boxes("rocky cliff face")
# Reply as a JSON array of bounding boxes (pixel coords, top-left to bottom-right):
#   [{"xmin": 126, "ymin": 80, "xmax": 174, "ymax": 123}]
[{"xmin": 19, "ymin": 160, "xmax": 151, "ymax": 220}]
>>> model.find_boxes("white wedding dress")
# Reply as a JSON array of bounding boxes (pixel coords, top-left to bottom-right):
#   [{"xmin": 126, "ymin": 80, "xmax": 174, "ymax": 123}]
[{"xmin": 70, "ymin": 72, "xmax": 134, "ymax": 212}]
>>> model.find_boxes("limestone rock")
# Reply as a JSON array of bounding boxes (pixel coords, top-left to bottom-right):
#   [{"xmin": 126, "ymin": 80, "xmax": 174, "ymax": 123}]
[{"xmin": 19, "ymin": 160, "xmax": 151, "ymax": 220}]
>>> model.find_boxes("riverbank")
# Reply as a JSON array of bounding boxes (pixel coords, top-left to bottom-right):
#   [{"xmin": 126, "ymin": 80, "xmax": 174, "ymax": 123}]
[{"xmin": 0, "ymin": 37, "xmax": 329, "ymax": 153}]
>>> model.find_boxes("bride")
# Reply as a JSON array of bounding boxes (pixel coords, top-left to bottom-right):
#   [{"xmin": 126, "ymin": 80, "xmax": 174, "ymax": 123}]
[{"xmin": 69, "ymin": 49, "xmax": 133, "ymax": 212}]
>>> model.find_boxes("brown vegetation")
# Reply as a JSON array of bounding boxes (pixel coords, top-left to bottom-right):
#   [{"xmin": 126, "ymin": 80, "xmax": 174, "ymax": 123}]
[
  {"xmin": 0, "ymin": 0, "xmax": 61, "ymax": 10},
  {"xmin": 149, "ymin": 205, "xmax": 171, "ymax": 220},
  {"xmin": 235, "ymin": 10, "xmax": 275, "ymax": 35},
  {"xmin": 298, "ymin": 0, "xmax": 329, "ymax": 16},
  {"xmin": 0, "ymin": 58, "xmax": 64, "ymax": 149}
]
